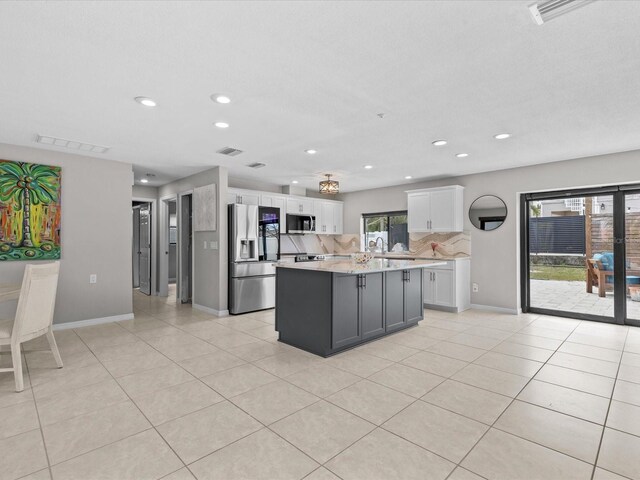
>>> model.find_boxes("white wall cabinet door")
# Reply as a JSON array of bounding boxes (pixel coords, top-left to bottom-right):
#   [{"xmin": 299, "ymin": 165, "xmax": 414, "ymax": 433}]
[
  {"xmin": 228, "ymin": 189, "xmax": 260, "ymax": 205},
  {"xmin": 237, "ymin": 192, "xmax": 260, "ymax": 205},
  {"xmin": 321, "ymin": 202, "xmax": 334, "ymax": 234},
  {"xmin": 408, "ymin": 193, "xmax": 431, "ymax": 232},
  {"xmin": 260, "ymin": 194, "xmax": 286, "ymax": 217},
  {"xmin": 333, "ymin": 203, "xmax": 343, "ymax": 234},
  {"xmin": 429, "ymin": 189, "xmax": 456, "ymax": 232},
  {"xmin": 407, "ymin": 186, "xmax": 463, "ymax": 232},
  {"xmin": 287, "ymin": 198, "xmax": 315, "ymax": 215}
]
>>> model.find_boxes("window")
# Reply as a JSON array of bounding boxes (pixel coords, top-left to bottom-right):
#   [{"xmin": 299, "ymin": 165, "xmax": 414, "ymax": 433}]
[{"xmin": 362, "ymin": 211, "xmax": 408, "ymax": 252}]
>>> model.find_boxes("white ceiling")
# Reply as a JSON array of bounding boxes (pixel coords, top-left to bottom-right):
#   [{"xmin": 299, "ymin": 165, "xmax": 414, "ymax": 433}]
[{"xmin": 1, "ymin": 1, "xmax": 639, "ymax": 192}]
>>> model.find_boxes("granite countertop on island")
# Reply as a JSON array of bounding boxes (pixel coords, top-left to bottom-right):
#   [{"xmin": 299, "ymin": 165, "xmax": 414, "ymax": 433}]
[{"xmin": 275, "ymin": 258, "xmax": 447, "ymax": 274}]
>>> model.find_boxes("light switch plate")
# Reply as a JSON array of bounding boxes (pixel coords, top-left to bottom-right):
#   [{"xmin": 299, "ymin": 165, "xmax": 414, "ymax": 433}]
[
  {"xmin": 90, "ymin": 274, "xmax": 97, "ymax": 284},
  {"xmin": 210, "ymin": 241, "xmax": 218, "ymax": 250},
  {"xmin": 203, "ymin": 241, "xmax": 208, "ymax": 249}
]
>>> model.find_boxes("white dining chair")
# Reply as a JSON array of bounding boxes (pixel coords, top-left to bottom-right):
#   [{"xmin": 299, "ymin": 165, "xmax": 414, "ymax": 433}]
[{"xmin": 0, "ymin": 261, "xmax": 63, "ymax": 392}]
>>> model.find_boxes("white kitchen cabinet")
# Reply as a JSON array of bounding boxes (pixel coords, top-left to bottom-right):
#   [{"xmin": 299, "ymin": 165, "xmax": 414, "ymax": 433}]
[
  {"xmin": 227, "ymin": 189, "xmax": 260, "ymax": 205},
  {"xmin": 260, "ymin": 194, "xmax": 286, "ymax": 216},
  {"xmin": 407, "ymin": 185, "xmax": 464, "ymax": 232},
  {"xmin": 226, "ymin": 187, "xmax": 344, "ymax": 234},
  {"xmin": 314, "ymin": 200, "xmax": 344, "ymax": 234},
  {"xmin": 287, "ymin": 197, "xmax": 314, "ymax": 215},
  {"xmin": 423, "ymin": 258, "xmax": 470, "ymax": 312},
  {"xmin": 333, "ymin": 202, "xmax": 343, "ymax": 234}
]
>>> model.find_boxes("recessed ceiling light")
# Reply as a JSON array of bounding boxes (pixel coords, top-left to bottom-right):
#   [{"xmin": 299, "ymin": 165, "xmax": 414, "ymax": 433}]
[
  {"xmin": 456, "ymin": 153, "xmax": 469, "ymax": 158},
  {"xmin": 211, "ymin": 94, "xmax": 231, "ymax": 104},
  {"xmin": 214, "ymin": 122, "xmax": 229, "ymax": 129},
  {"xmin": 140, "ymin": 178, "xmax": 149, "ymax": 183},
  {"xmin": 135, "ymin": 97, "xmax": 156, "ymax": 107},
  {"xmin": 405, "ymin": 175, "xmax": 412, "ymax": 180},
  {"xmin": 292, "ymin": 180, "xmax": 299, "ymax": 184},
  {"xmin": 364, "ymin": 165, "xmax": 373, "ymax": 169},
  {"xmin": 494, "ymin": 133, "xmax": 510, "ymax": 140},
  {"xmin": 305, "ymin": 149, "xmax": 317, "ymax": 155},
  {"xmin": 432, "ymin": 140, "xmax": 447, "ymax": 146}
]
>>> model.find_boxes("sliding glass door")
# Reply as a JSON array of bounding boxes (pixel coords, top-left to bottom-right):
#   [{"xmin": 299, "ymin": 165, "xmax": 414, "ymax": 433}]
[
  {"xmin": 522, "ymin": 185, "xmax": 640, "ymax": 325},
  {"xmin": 626, "ymin": 192, "xmax": 640, "ymax": 325}
]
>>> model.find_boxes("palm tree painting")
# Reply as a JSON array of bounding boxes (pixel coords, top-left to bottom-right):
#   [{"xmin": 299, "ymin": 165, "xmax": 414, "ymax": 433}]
[{"xmin": 0, "ymin": 160, "xmax": 61, "ymax": 260}]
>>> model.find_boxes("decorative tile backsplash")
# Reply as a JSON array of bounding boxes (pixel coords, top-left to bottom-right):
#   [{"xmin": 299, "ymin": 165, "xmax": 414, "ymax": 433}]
[
  {"xmin": 409, "ymin": 232, "xmax": 471, "ymax": 258},
  {"xmin": 282, "ymin": 232, "xmax": 471, "ymax": 258},
  {"xmin": 333, "ymin": 234, "xmax": 361, "ymax": 254}
]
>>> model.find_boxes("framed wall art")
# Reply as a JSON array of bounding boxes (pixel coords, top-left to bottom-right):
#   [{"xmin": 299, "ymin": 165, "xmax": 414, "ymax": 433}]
[{"xmin": 0, "ymin": 160, "xmax": 61, "ymax": 260}]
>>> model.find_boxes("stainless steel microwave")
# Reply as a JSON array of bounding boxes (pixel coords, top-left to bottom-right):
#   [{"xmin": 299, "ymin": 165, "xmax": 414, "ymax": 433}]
[{"xmin": 286, "ymin": 214, "xmax": 315, "ymax": 234}]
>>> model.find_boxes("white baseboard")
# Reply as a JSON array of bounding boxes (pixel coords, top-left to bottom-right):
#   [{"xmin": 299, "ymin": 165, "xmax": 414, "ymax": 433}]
[
  {"xmin": 470, "ymin": 304, "xmax": 519, "ymax": 315},
  {"xmin": 53, "ymin": 313, "xmax": 134, "ymax": 331},
  {"xmin": 193, "ymin": 303, "xmax": 229, "ymax": 317}
]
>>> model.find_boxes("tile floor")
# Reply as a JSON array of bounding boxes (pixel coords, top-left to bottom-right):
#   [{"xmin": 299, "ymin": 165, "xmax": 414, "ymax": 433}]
[
  {"xmin": 531, "ymin": 279, "xmax": 640, "ymax": 319},
  {"xmin": 1, "ymin": 289, "xmax": 640, "ymax": 479}
]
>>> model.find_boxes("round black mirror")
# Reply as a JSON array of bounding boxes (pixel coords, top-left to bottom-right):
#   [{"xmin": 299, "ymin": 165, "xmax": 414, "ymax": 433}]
[{"xmin": 469, "ymin": 195, "xmax": 507, "ymax": 231}]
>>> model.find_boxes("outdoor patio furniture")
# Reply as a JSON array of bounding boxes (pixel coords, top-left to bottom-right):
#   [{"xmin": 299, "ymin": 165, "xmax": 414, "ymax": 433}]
[{"xmin": 586, "ymin": 259, "xmax": 613, "ymax": 297}]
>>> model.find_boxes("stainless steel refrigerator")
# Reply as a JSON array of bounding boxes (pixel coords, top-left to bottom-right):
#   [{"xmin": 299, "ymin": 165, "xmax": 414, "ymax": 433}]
[{"xmin": 228, "ymin": 203, "xmax": 280, "ymax": 314}]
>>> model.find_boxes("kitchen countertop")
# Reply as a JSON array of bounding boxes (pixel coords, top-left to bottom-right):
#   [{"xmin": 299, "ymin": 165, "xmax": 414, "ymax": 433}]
[
  {"xmin": 373, "ymin": 253, "xmax": 470, "ymax": 261},
  {"xmin": 276, "ymin": 258, "xmax": 447, "ymax": 274}
]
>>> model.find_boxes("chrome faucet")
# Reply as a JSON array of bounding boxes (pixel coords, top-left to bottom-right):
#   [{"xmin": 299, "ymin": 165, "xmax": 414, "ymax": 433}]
[{"xmin": 371, "ymin": 236, "xmax": 387, "ymax": 253}]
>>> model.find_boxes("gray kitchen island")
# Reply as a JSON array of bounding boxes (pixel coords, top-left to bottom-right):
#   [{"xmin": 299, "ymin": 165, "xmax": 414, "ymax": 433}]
[{"xmin": 275, "ymin": 258, "xmax": 446, "ymax": 357}]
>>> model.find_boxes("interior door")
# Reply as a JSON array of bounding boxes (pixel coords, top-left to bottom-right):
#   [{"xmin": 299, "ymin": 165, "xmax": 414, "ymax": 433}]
[
  {"xmin": 138, "ymin": 203, "xmax": 152, "ymax": 295},
  {"xmin": 132, "ymin": 206, "xmax": 140, "ymax": 288},
  {"xmin": 180, "ymin": 194, "xmax": 192, "ymax": 303}
]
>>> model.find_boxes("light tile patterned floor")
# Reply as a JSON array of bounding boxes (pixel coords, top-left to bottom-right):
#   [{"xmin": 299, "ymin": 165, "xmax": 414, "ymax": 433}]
[{"xmin": 1, "ymin": 289, "xmax": 640, "ymax": 479}]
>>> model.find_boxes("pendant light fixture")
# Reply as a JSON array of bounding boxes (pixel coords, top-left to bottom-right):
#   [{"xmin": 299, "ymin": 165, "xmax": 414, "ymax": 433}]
[{"xmin": 319, "ymin": 174, "xmax": 339, "ymax": 195}]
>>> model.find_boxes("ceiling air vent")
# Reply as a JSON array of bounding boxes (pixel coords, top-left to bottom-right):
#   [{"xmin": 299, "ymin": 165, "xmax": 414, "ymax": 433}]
[
  {"xmin": 247, "ymin": 162, "xmax": 266, "ymax": 169},
  {"xmin": 529, "ymin": 0, "xmax": 595, "ymax": 25},
  {"xmin": 216, "ymin": 147, "xmax": 244, "ymax": 156},
  {"xmin": 36, "ymin": 134, "xmax": 110, "ymax": 153}
]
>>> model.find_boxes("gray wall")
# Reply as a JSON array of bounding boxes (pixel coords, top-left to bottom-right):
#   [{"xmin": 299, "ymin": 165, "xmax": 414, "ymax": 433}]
[
  {"xmin": 159, "ymin": 167, "xmax": 229, "ymax": 313},
  {"xmin": 132, "ymin": 184, "xmax": 158, "ymax": 200},
  {"xmin": 0, "ymin": 143, "xmax": 133, "ymax": 324},
  {"xmin": 340, "ymin": 149, "xmax": 640, "ymax": 311}
]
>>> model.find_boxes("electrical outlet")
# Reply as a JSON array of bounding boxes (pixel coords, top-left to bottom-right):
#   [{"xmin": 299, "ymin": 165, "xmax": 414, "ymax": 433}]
[
  {"xmin": 472, "ymin": 283, "xmax": 479, "ymax": 293},
  {"xmin": 90, "ymin": 274, "xmax": 97, "ymax": 284},
  {"xmin": 210, "ymin": 241, "xmax": 218, "ymax": 250}
]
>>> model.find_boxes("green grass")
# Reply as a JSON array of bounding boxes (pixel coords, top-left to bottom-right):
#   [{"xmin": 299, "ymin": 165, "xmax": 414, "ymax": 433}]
[{"xmin": 530, "ymin": 265, "xmax": 586, "ymax": 282}]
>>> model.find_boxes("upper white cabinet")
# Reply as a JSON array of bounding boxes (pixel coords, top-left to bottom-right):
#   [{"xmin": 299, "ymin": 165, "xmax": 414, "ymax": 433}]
[
  {"xmin": 227, "ymin": 189, "xmax": 260, "ymax": 205},
  {"xmin": 287, "ymin": 197, "xmax": 314, "ymax": 215},
  {"xmin": 227, "ymin": 187, "xmax": 344, "ymax": 235},
  {"xmin": 259, "ymin": 194, "xmax": 286, "ymax": 216},
  {"xmin": 407, "ymin": 185, "xmax": 464, "ymax": 232},
  {"xmin": 315, "ymin": 200, "xmax": 344, "ymax": 234}
]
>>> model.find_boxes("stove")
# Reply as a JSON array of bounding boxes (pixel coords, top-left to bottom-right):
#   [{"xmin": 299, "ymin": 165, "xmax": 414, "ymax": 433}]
[{"xmin": 294, "ymin": 254, "xmax": 326, "ymax": 262}]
